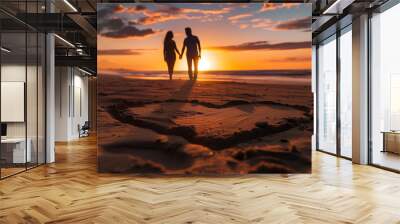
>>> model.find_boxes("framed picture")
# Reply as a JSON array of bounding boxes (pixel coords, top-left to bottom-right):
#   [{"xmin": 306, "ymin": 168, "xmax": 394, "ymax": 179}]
[{"xmin": 97, "ymin": 3, "xmax": 312, "ymax": 174}]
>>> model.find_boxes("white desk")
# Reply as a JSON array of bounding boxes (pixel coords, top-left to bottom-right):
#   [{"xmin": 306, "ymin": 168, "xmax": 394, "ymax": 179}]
[{"xmin": 1, "ymin": 138, "xmax": 31, "ymax": 163}]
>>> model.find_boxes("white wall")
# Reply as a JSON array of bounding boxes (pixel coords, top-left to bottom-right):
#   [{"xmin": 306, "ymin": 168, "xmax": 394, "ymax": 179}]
[
  {"xmin": 72, "ymin": 73, "xmax": 89, "ymax": 138},
  {"xmin": 55, "ymin": 66, "xmax": 70, "ymax": 141},
  {"xmin": 1, "ymin": 63, "xmax": 46, "ymax": 164},
  {"xmin": 55, "ymin": 67, "xmax": 89, "ymax": 141},
  {"xmin": 1, "ymin": 65, "xmax": 28, "ymax": 138}
]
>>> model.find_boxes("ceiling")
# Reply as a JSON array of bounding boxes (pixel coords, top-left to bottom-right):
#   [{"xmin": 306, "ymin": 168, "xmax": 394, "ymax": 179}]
[{"xmin": 0, "ymin": 0, "xmax": 392, "ymax": 74}]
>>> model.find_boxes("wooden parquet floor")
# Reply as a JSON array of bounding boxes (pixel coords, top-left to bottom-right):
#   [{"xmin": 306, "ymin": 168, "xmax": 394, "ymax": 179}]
[{"xmin": 1, "ymin": 136, "xmax": 400, "ymax": 224}]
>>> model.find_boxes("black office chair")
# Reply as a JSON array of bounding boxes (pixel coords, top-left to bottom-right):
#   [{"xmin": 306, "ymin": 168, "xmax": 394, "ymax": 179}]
[{"xmin": 78, "ymin": 121, "xmax": 90, "ymax": 138}]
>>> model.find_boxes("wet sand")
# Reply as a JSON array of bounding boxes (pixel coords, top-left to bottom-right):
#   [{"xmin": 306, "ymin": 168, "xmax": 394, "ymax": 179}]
[{"xmin": 97, "ymin": 74, "xmax": 312, "ymax": 174}]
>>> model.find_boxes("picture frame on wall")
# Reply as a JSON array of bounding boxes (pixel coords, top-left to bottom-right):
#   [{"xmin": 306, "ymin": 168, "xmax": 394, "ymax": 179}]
[{"xmin": 97, "ymin": 2, "xmax": 313, "ymax": 174}]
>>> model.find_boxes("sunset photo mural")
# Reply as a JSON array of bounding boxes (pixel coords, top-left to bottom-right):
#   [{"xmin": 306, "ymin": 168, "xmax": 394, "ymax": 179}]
[{"xmin": 97, "ymin": 3, "xmax": 312, "ymax": 174}]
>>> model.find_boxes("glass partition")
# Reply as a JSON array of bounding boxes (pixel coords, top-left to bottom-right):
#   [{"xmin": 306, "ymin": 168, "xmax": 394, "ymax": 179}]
[
  {"xmin": 339, "ymin": 26, "xmax": 352, "ymax": 158},
  {"xmin": 27, "ymin": 30, "xmax": 38, "ymax": 169},
  {"xmin": 370, "ymin": 3, "xmax": 400, "ymax": 171},
  {"xmin": 0, "ymin": 1, "xmax": 46, "ymax": 179},
  {"xmin": 1, "ymin": 30, "xmax": 28, "ymax": 177},
  {"xmin": 317, "ymin": 35, "xmax": 337, "ymax": 154},
  {"xmin": 37, "ymin": 32, "xmax": 45, "ymax": 165}
]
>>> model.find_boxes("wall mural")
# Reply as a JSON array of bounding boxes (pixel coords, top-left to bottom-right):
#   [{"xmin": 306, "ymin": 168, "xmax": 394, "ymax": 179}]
[{"xmin": 97, "ymin": 3, "xmax": 312, "ymax": 174}]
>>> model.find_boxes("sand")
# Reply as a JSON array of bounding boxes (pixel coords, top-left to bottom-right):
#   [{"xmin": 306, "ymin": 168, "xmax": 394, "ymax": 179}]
[{"xmin": 97, "ymin": 75, "xmax": 313, "ymax": 174}]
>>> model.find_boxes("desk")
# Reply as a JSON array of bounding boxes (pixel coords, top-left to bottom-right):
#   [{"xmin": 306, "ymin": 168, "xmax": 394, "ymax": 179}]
[
  {"xmin": 382, "ymin": 131, "xmax": 400, "ymax": 154},
  {"xmin": 1, "ymin": 138, "xmax": 31, "ymax": 163}
]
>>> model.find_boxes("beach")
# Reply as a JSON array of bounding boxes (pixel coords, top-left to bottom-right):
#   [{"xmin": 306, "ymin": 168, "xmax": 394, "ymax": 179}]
[{"xmin": 97, "ymin": 73, "xmax": 313, "ymax": 174}]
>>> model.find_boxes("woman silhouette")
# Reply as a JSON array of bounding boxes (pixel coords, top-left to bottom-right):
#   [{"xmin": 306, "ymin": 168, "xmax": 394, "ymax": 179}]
[{"xmin": 163, "ymin": 31, "xmax": 181, "ymax": 80}]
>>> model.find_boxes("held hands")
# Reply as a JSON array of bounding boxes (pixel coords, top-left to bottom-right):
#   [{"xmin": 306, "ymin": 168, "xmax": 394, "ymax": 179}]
[{"xmin": 176, "ymin": 54, "xmax": 201, "ymax": 60}]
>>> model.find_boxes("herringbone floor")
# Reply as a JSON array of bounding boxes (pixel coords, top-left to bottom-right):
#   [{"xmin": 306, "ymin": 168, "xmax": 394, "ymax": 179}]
[{"xmin": 1, "ymin": 136, "xmax": 400, "ymax": 224}]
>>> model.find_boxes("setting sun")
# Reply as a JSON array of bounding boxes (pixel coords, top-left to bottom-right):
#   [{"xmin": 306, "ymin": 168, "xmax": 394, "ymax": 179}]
[
  {"xmin": 199, "ymin": 58, "xmax": 211, "ymax": 71},
  {"xmin": 176, "ymin": 50, "xmax": 217, "ymax": 71},
  {"xmin": 198, "ymin": 51, "xmax": 214, "ymax": 71}
]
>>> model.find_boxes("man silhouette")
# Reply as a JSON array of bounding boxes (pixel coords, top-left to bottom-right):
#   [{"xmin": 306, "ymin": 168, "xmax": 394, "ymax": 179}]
[{"xmin": 180, "ymin": 27, "xmax": 201, "ymax": 80}]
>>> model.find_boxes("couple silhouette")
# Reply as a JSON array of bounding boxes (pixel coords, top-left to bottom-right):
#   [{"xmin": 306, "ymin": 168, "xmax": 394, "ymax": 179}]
[{"xmin": 163, "ymin": 27, "xmax": 201, "ymax": 80}]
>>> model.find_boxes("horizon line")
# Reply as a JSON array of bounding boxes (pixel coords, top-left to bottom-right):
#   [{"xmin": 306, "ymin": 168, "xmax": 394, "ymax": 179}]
[{"xmin": 99, "ymin": 69, "xmax": 311, "ymax": 72}]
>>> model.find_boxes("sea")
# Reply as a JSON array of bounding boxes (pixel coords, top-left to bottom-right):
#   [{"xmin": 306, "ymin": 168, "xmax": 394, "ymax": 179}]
[{"xmin": 102, "ymin": 70, "xmax": 311, "ymax": 85}]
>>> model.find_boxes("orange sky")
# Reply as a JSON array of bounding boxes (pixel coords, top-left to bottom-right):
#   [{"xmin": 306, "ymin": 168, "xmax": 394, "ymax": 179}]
[{"xmin": 98, "ymin": 3, "xmax": 311, "ymax": 72}]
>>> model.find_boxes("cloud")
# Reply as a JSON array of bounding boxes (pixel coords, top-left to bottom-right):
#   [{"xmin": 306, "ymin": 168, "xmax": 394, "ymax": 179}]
[
  {"xmin": 266, "ymin": 56, "xmax": 311, "ymax": 62},
  {"xmin": 97, "ymin": 5, "xmax": 115, "ymax": 18},
  {"xmin": 113, "ymin": 4, "xmax": 125, "ymax": 13},
  {"xmin": 98, "ymin": 18, "xmax": 124, "ymax": 32},
  {"xmin": 260, "ymin": 3, "xmax": 298, "ymax": 12},
  {"xmin": 200, "ymin": 3, "xmax": 248, "ymax": 8},
  {"xmin": 123, "ymin": 4, "xmax": 231, "ymax": 25},
  {"xmin": 251, "ymin": 18, "xmax": 275, "ymax": 29},
  {"xmin": 226, "ymin": 3, "xmax": 250, "ymax": 8},
  {"xmin": 113, "ymin": 4, "xmax": 148, "ymax": 13},
  {"xmin": 154, "ymin": 5, "xmax": 182, "ymax": 14},
  {"xmin": 101, "ymin": 26, "xmax": 158, "ymax": 38},
  {"xmin": 98, "ymin": 4, "xmax": 160, "ymax": 39},
  {"xmin": 251, "ymin": 17, "xmax": 311, "ymax": 32},
  {"xmin": 228, "ymin": 13, "xmax": 252, "ymax": 22},
  {"xmin": 182, "ymin": 7, "xmax": 231, "ymax": 15},
  {"xmin": 122, "ymin": 5, "xmax": 184, "ymax": 25},
  {"xmin": 274, "ymin": 17, "xmax": 311, "ymax": 31},
  {"xmin": 98, "ymin": 49, "xmax": 142, "ymax": 56},
  {"xmin": 239, "ymin": 24, "xmax": 249, "ymax": 29},
  {"xmin": 135, "ymin": 5, "xmax": 147, "ymax": 11},
  {"xmin": 128, "ymin": 20, "xmax": 139, "ymax": 25},
  {"xmin": 98, "ymin": 4, "xmax": 143, "ymax": 18},
  {"xmin": 113, "ymin": 4, "xmax": 180, "ymax": 16},
  {"xmin": 210, "ymin": 41, "xmax": 310, "ymax": 51},
  {"xmin": 136, "ymin": 14, "xmax": 185, "ymax": 25},
  {"xmin": 98, "ymin": 48, "xmax": 156, "ymax": 55}
]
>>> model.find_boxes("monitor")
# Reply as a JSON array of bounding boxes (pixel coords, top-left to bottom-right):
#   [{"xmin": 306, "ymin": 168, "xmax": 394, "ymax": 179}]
[{"xmin": 1, "ymin": 123, "xmax": 7, "ymax": 137}]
